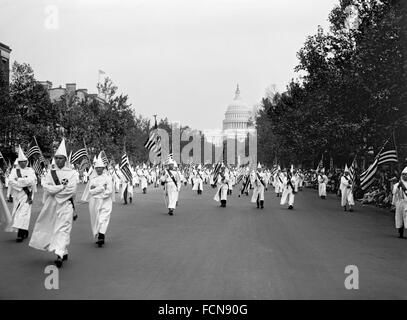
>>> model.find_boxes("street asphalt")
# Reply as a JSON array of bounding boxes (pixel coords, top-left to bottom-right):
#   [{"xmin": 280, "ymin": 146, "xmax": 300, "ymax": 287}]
[{"xmin": 0, "ymin": 184, "xmax": 406, "ymax": 299}]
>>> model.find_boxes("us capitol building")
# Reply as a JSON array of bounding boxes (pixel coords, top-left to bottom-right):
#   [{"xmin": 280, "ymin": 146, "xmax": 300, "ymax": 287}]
[
  {"xmin": 202, "ymin": 85, "xmax": 258, "ymax": 165},
  {"xmin": 222, "ymin": 84, "xmax": 256, "ymax": 131}
]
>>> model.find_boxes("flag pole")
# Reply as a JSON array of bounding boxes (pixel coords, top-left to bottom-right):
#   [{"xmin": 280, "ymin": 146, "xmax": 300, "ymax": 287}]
[
  {"xmin": 392, "ymin": 130, "xmax": 400, "ymax": 173},
  {"xmin": 33, "ymin": 136, "xmax": 45, "ymax": 165}
]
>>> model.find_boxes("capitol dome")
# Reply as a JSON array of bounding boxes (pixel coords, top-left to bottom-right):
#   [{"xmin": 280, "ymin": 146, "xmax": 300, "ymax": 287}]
[{"xmin": 222, "ymin": 85, "xmax": 252, "ymax": 130}]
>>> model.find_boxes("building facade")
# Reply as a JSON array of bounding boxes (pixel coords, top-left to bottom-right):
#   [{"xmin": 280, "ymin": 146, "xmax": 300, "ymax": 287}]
[
  {"xmin": 0, "ymin": 42, "xmax": 11, "ymax": 89},
  {"xmin": 37, "ymin": 81, "xmax": 106, "ymax": 104},
  {"xmin": 222, "ymin": 85, "xmax": 254, "ymax": 130}
]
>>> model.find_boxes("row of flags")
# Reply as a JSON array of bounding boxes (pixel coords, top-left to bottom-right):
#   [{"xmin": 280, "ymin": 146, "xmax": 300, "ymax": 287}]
[{"xmin": 0, "ymin": 134, "xmax": 400, "ymax": 191}]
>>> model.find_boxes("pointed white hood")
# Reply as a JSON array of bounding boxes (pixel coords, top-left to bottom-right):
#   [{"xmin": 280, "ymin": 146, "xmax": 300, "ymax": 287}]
[
  {"xmin": 94, "ymin": 155, "xmax": 105, "ymax": 168},
  {"xmin": 55, "ymin": 138, "xmax": 68, "ymax": 158},
  {"xmin": 17, "ymin": 145, "xmax": 28, "ymax": 161}
]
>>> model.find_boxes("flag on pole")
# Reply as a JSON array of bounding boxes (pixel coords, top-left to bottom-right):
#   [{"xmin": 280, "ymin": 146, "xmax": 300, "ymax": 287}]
[
  {"xmin": 377, "ymin": 148, "xmax": 398, "ymax": 165},
  {"xmin": 0, "ymin": 150, "xmax": 4, "ymax": 162},
  {"xmin": 98, "ymin": 150, "xmax": 109, "ymax": 167},
  {"xmin": 32, "ymin": 159, "xmax": 43, "ymax": 176},
  {"xmin": 241, "ymin": 174, "xmax": 251, "ymax": 194},
  {"xmin": 360, "ymin": 140, "xmax": 398, "ymax": 190},
  {"xmin": 144, "ymin": 118, "xmax": 161, "ymax": 158},
  {"xmin": 27, "ymin": 138, "xmax": 46, "ymax": 165},
  {"xmin": 79, "ymin": 157, "xmax": 89, "ymax": 171},
  {"xmin": 26, "ymin": 140, "xmax": 41, "ymax": 159},
  {"xmin": 119, "ymin": 152, "xmax": 133, "ymax": 184},
  {"xmin": 349, "ymin": 157, "xmax": 357, "ymax": 184},
  {"xmin": 212, "ymin": 162, "xmax": 223, "ymax": 185},
  {"xmin": 71, "ymin": 142, "xmax": 88, "ymax": 164}
]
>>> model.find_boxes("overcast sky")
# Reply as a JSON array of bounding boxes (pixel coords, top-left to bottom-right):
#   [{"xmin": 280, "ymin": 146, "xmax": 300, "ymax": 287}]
[{"xmin": 1, "ymin": 0, "xmax": 339, "ymax": 130}]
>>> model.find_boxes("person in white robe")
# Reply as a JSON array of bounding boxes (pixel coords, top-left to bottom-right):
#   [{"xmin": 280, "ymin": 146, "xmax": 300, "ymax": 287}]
[
  {"xmin": 160, "ymin": 159, "xmax": 181, "ymax": 215},
  {"xmin": 274, "ymin": 166, "xmax": 284, "ymax": 197},
  {"xmin": 228, "ymin": 171, "xmax": 235, "ymax": 195},
  {"xmin": 7, "ymin": 146, "xmax": 37, "ymax": 242},
  {"xmin": 251, "ymin": 164, "xmax": 266, "ymax": 209},
  {"xmin": 119, "ymin": 170, "xmax": 132, "ymax": 205},
  {"xmin": 318, "ymin": 168, "xmax": 329, "ymax": 199},
  {"xmin": 29, "ymin": 138, "xmax": 78, "ymax": 268},
  {"xmin": 83, "ymin": 169, "xmax": 89, "ymax": 183},
  {"xmin": 280, "ymin": 169, "xmax": 297, "ymax": 210},
  {"xmin": 139, "ymin": 169, "xmax": 148, "ymax": 194},
  {"xmin": 340, "ymin": 165, "xmax": 355, "ymax": 212},
  {"xmin": 392, "ymin": 166, "xmax": 407, "ymax": 239},
  {"xmin": 0, "ymin": 178, "xmax": 13, "ymax": 232},
  {"xmin": 192, "ymin": 168, "xmax": 204, "ymax": 195},
  {"xmin": 5, "ymin": 167, "xmax": 12, "ymax": 201},
  {"xmin": 214, "ymin": 167, "xmax": 229, "ymax": 207},
  {"xmin": 82, "ymin": 156, "xmax": 113, "ymax": 247}
]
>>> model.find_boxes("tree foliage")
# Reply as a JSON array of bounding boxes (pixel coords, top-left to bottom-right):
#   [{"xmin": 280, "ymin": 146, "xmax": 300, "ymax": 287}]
[
  {"xmin": 0, "ymin": 63, "xmax": 180, "ymax": 163},
  {"xmin": 257, "ymin": 0, "xmax": 407, "ymax": 168}
]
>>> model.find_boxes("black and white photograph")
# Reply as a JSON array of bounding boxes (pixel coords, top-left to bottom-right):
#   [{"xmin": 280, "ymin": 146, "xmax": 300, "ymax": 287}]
[{"xmin": 0, "ymin": 0, "xmax": 406, "ymax": 306}]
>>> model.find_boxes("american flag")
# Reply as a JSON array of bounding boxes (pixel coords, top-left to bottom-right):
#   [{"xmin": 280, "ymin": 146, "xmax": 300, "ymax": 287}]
[
  {"xmin": 119, "ymin": 152, "xmax": 133, "ymax": 184},
  {"xmin": 360, "ymin": 140, "xmax": 398, "ymax": 190},
  {"xmin": 26, "ymin": 139, "xmax": 45, "ymax": 164},
  {"xmin": 79, "ymin": 157, "xmax": 89, "ymax": 170},
  {"xmin": 32, "ymin": 159, "xmax": 43, "ymax": 176},
  {"xmin": 26, "ymin": 143, "xmax": 41, "ymax": 159},
  {"xmin": 144, "ymin": 118, "xmax": 161, "ymax": 158},
  {"xmin": 241, "ymin": 174, "xmax": 251, "ymax": 194},
  {"xmin": 349, "ymin": 157, "xmax": 357, "ymax": 184},
  {"xmin": 99, "ymin": 150, "xmax": 109, "ymax": 167},
  {"xmin": 212, "ymin": 162, "xmax": 223, "ymax": 184},
  {"xmin": 71, "ymin": 147, "xmax": 88, "ymax": 164}
]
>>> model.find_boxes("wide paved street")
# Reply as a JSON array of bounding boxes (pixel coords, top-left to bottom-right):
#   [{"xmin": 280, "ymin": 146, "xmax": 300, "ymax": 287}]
[{"xmin": 1, "ymin": 184, "xmax": 406, "ymax": 299}]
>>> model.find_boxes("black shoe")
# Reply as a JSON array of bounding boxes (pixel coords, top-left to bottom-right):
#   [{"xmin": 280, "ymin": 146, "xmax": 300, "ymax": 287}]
[
  {"xmin": 16, "ymin": 229, "xmax": 24, "ymax": 242},
  {"xmin": 168, "ymin": 209, "xmax": 173, "ymax": 216},
  {"xmin": 23, "ymin": 230, "xmax": 29, "ymax": 239},
  {"xmin": 349, "ymin": 208, "xmax": 354, "ymax": 212},
  {"xmin": 97, "ymin": 233, "xmax": 105, "ymax": 247},
  {"xmin": 63, "ymin": 254, "xmax": 68, "ymax": 261},
  {"xmin": 54, "ymin": 256, "xmax": 63, "ymax": 268},
  {"xmin": 288, "ymin": 205, "xmax": 293, "ymax": 210},
  {"xmin": 129, "ymin": 197, "xmax": 132, "ymax": 204}
]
